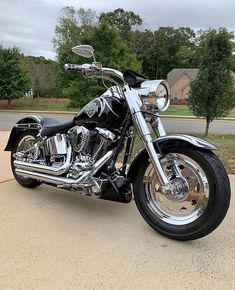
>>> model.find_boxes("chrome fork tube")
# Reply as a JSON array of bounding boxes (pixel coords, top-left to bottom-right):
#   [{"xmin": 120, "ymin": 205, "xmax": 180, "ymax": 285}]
[
  {"xmin": 155, "ymin": 116, "xmax": 166, "ymax": 137},
  {"xmin": 124, "ymin": 85, "xmax": 169, "ymax": 187}
]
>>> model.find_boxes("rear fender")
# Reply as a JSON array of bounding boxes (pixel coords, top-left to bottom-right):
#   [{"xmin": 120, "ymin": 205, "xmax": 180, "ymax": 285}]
[
  {"xmin": 128, "ymin": 134, "xmax": 217, "ymax": 182},
  {"xmin": 4, "ymin": 116, "xmax": 42, "ymax": 151}
]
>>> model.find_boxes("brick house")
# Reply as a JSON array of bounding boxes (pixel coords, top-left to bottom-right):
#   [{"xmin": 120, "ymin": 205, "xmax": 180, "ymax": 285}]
[
  {"xmin": 167, "ymin": 69, "xmax": 198, "ymax": 104},
  {"xmin": 167, "ymin": 68, "xmax": 235, "ymax": 104}
]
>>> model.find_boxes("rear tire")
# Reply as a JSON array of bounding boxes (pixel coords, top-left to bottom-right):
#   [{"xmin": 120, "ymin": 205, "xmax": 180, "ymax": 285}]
[
  {"xmin": 133, "ymin": 147, "xmax": 230, "ymax": 240},
  {"xmin": 11, "ymin": 132, "xmax": 42, "ymax": 188}
]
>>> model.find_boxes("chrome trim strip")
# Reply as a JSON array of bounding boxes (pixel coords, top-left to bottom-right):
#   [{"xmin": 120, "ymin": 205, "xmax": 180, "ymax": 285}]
[{"xmin": 15, "ymin": 123, "xmax": 42, "ymax": 130}]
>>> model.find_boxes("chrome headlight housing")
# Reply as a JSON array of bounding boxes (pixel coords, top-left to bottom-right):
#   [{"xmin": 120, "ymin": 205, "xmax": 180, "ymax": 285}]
[{"xmin": 137, "ymin": 80, "xmax": 170, "ymax": 112}]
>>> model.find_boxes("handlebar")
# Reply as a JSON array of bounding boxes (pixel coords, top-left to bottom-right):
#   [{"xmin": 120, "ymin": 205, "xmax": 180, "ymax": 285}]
[
  {"xmin": 64, "ymin": 63, "xmax": 124, "ymax": 82},
  {"xmin": 64, "ymin": 63, "xmax": 91, "ymax": 71}
]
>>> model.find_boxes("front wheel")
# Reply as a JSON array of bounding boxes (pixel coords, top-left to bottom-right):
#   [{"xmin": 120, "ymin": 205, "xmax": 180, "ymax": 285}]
[{"xmin": 133, "ymin": 147, "xmax": 230, "ymax": 240}]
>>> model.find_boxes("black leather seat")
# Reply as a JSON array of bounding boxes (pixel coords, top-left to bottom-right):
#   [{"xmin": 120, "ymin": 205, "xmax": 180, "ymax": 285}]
[{"xmin": 40, "ymin": 117, "xmax": 74, "ymax": 137}]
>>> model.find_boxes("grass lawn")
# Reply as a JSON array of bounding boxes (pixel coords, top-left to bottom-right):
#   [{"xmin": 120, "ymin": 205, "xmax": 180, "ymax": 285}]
[
  {"xmin": 201, "ymin": 134, "xmax": 235, "ymax": 173},
  {"xmin": 119, "ymin": 134, "xmax": 235, "ymax": 174},
  {"xmin": 162, "ymin": 105, "xmax": 235, "ymax": 119}
]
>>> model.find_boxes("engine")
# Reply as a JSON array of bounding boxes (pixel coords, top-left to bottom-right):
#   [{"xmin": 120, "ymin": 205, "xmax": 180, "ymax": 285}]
[
  {"xmin": 45, "ymin": 134, "xmax": 67, "ymax": 166},
  {"xmin": 45, "ymin": 125, "xmax": 116, "ymax": 179}
]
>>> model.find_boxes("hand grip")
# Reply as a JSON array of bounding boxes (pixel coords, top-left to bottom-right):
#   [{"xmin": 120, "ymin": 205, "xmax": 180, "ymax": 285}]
[{"xmin": 64, "ymin": 64, "xmax": 85, "ymax": 71}]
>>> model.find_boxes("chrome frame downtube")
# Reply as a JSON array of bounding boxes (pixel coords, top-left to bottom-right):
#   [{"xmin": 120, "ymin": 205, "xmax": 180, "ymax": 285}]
[{"xmin": 123, "ymin": 85, "xmax": 169, "ymax": 187}]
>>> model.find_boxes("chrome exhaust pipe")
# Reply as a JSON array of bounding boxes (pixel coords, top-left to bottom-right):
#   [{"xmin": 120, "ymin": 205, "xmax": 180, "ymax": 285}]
[
  {"xmin": 14, "ymin": 145, "xmax": 72, "ymax": 176},
  {"xmin": 15, "ymin": 150, "xmax": 113, "ymax": 186}
]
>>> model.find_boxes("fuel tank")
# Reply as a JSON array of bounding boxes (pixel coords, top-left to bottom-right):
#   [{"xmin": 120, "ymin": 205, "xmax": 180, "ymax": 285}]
[{"xmin": 74, "ymin": 95, "xmax": 127, "ymax": 129}]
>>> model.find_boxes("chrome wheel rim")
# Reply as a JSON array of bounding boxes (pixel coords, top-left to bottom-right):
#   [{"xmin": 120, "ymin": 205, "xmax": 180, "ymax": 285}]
[
  {"xmin": 144, "ymin": 153, "xmax": 209, "ymax": 225},
  {"xmin": 17, "ymin": 135, "xmax": 36, "ymax": 153}
]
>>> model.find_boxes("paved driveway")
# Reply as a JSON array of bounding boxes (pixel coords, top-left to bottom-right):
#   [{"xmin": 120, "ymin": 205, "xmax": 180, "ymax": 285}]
[{"xmin": 0, "ymin": 132, "xmax": 235, "ymax": 289}]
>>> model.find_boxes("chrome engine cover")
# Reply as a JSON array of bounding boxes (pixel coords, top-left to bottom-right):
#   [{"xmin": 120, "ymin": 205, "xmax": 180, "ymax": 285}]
[
  {"xmin": 46, "ymin": 134, "xmax": 67, "ymax": 155},
  {"xmin": 68, "ymin": 126, "xmax": 90, "ymax": 153},
  {"xmin": 45, "ymin": 134, "xmax": 68, "ymax": 166}
]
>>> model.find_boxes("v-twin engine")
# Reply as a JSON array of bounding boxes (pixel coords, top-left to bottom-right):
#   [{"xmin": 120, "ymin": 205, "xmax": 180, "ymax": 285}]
[
  {"xmin": 67, "ymin": 125, "xmax": 116, "ymax": 177},
  {"xmin": 14, "ymin": 125, "xmax": 116, "ymax": 196}
]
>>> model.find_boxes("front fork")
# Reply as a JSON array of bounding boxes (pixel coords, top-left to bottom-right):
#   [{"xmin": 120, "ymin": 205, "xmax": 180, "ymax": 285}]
[{"xmin": 124, "ymin": 86, "xmax": 171, "ymax": 191}]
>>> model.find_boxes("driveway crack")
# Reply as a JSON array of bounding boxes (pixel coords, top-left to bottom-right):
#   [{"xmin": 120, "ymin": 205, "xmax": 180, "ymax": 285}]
[{"xmin": 0, "ymin": 178, "xmax": 14, "ymax": 184}]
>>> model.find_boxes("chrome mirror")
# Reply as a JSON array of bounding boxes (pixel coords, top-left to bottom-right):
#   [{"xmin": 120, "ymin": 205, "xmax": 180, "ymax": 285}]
[{"xmin": 72, "ymin": 45, "xmax": 95, "ymax": 60}]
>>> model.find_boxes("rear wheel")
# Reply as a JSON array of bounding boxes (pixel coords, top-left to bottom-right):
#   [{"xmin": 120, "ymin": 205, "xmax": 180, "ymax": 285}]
[
  {"xmin": 134, "ymin": 147, "xmax": 230, "ymax": 240},
  {"xmin": 11, "ymin": 133, "xmax": 42, "ymax": 188}
]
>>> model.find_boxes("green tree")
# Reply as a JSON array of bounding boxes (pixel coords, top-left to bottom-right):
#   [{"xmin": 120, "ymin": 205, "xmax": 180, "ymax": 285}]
[
  {"xmin": 188, "ymin": 28, "xmax": 235, "ymax": 136},
  {"xmin": 134, "ymin": 27, "xmax": 197, "ymax": 79},
  {"xmin": 232, "ymin": 54, "xmax": 235, "ymax": 72},
  {"xmin": 176, "ymin": 45, "xmax": 196, "ymax": 67},
  {"xmin": 130, "ymin": 29, "xmax": 154, "ymax": 77},
  {"xmin": 53, "ymin": 6, "xmax": 98, "ymax": 107},
  {"xmin": 0, "ymin": 46, "xmax": 30, "ymax": 106},
  {"xmin": 84, "ymin": 22, "xmax": 141, "ymax": 72},
  {"xmin": 53, "ymin": 7, "xmax": 141, "ymax": 107},
  {"xmin": 99, "ymin": 8, "xmax": 142, "ymax": 41},
  {"xmin": 53, "ymin": 6, "xmax": 97, "ymax": 63},
  {"xmin": 24, "ymin": 56, "xmax": 60, "ymax": 98},
  {"xmin": 64, "ymin": 22, "xmax": 141, "ymax": 108},
  {"xmin": 153, "ymin": 27, "xmax": 197, "ymax": 78},
  {"xmin": 231, "ymin": 38, "xmax": 235, "ymax": 71}
]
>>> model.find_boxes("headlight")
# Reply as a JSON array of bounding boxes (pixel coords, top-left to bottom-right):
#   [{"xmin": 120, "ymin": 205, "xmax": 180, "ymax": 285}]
[
  {"xmin": 138, "ymin": 80, "xmax": 170, "ymax": 112},
  {"xmin": 155, "ymin": 83, "xmax": 170, "ymax": 111}
]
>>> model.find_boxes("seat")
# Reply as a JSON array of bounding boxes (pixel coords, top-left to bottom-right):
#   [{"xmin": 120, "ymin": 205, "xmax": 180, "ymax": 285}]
[{"xmin": 40, "ymin": 117, "xmax": 74, "ymax": 137}]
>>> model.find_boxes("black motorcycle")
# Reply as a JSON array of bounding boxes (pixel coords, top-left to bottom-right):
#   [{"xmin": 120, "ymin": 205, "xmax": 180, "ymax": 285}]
[{"xmin": 5, "ymin": 45, "xmax": 230, "ymax": 240}]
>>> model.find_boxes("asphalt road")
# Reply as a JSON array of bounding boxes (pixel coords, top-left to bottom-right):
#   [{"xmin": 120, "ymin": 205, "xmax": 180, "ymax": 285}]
[
  {"xmin": 1, "ymin": 112, "xmax": 235, "ymax": 134},
  {"xmin": 1, "ymin": 132, "xmax": 235, "ymax": 289}
]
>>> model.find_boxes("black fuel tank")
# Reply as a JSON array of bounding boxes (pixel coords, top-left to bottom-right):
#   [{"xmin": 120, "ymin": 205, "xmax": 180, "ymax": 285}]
[{"xmin": 74, "ymin": 96, "xmax": 127, "ymax": 129}]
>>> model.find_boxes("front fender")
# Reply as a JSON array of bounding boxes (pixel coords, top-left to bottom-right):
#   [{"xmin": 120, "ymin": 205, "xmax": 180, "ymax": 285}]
[
  {"xmin": 128, "ymin": 134, "xmax": 217, "ymax": 181},
  {"xmin": 155, "ymin": 134, "xmax": 217, "ymax": 151},
  {"xmin": 4, "ymin": 116, "xmax": 42, "ymax": 151}
]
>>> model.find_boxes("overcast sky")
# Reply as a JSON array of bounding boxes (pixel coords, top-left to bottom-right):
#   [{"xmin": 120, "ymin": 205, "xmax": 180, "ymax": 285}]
[{"xmin": 0, "ymin": 0, "xmax": 235, "ymax": 60}]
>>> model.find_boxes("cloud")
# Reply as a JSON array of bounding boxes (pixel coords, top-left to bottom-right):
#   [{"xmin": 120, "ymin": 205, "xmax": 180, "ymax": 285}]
[
  {"xmin": 0, "ymin": 0, "xmax": 58, "ymax": 59},
  {"xmin": 0, "ymin": 0, "xmax": 234, "ymax": 60}
]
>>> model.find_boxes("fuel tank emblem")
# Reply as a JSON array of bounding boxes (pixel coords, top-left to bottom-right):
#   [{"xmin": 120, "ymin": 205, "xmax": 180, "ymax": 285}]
[{"xmin": 84, "ymin": 102, "xmax": 99, "ymax": 118}]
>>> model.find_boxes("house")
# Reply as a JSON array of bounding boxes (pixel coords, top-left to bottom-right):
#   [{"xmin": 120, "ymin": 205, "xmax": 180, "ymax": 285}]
[
  {"xmin": 24, "ymin": 89, "xmax": 34, "ymax": 98},
  {"xmin": 167, "ymin": 68, "xmax": 235, "ymax": 105},
  {"xmin": 167, "ymin": 69, "xmax": 198, "ymax": 104}
]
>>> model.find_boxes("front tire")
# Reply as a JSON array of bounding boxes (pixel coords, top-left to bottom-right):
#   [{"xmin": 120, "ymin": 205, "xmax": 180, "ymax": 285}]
[
  {"xmin": 11, "ymin": 132, "xmax": 42, "ymax": 188},
  {"xmin": 133, "ymin": 147, "xmax": 230, "ymax": 240}
]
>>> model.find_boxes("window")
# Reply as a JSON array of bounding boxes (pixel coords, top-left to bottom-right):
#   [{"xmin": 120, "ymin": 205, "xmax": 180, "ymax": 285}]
[{"xmin": 173, "ymin": 92, "xmax": 178, "ymax": 100}]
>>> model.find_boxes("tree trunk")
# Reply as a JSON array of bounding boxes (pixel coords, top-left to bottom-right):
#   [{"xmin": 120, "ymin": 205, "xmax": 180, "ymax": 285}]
[
  {"xmin": 205, "ymin": 117, "xmax": 210, "ymax": 136},
  {"xmin": 7, "ymin": 99, "xmax": 12, "ymax": 108}
]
